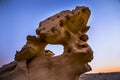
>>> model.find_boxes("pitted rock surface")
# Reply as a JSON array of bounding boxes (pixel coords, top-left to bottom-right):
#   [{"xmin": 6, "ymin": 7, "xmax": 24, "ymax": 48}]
[{"xmin": 0, "ymin": 6, "xmax": 93, "ymax": 80}]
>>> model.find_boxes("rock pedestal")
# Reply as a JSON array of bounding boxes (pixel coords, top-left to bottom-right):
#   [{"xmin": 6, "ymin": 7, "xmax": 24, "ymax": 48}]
[{"xmin": 0, "ymin": 6, "xmax": 93, "ymax": 80}]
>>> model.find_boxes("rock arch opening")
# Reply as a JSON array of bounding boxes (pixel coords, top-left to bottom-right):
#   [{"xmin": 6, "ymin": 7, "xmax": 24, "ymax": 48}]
[{"xmin": 45, "ymin": 44, "xmax": 64, "ymax": 56}]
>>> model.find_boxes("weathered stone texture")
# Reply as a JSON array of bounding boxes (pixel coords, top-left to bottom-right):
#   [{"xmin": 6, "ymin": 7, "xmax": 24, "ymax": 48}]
[{"xmin": 0, "ymin": 6, "xmax": 93, "ymax": 80}]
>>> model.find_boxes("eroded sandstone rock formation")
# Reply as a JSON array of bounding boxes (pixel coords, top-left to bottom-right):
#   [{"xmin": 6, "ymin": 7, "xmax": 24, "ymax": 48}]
[{"xmin": 0, "ymin": 6, "xmax": 93, "ymax": 80}]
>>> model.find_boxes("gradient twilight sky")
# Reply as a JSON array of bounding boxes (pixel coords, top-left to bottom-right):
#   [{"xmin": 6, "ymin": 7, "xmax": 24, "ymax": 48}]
[{"xmin": 0, "ymin": 0, "xmax": 120, "ymax": 73}]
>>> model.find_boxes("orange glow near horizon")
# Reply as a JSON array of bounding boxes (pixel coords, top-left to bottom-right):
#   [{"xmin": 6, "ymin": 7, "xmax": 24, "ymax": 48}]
[{"xmin": 88, "ymin": 67, "xmax": 120, "ymax": 73}]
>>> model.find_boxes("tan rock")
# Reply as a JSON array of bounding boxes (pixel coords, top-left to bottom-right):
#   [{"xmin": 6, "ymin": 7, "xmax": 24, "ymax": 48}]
[
  {"xmin": 15, "ymin": 35, "xmax": 47, "ymax": 61},
  {"xmin": 0, "ymin": 6, "xmax": 93, "ymax": 80},
  {"xmin": 0, "ymin": 61, "xmax": 28, "ymax": 80}
]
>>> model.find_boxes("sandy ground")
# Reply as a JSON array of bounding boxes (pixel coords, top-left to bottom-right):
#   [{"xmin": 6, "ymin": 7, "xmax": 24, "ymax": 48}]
[{"xmin": 79, "ymin": 72, "xmax": 120, "ymax": 80}]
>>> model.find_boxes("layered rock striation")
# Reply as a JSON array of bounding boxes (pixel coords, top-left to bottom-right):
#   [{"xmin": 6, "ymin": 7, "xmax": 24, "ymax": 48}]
[{"xmin": 0, "ymin": 6, "xmax": 93, "ymax": 80}]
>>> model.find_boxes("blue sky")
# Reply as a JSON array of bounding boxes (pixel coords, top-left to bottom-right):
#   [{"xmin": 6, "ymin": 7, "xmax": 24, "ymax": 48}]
[{"xmin": 0, "ymin": 0, "xmax": 120, "ymax": 73}]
